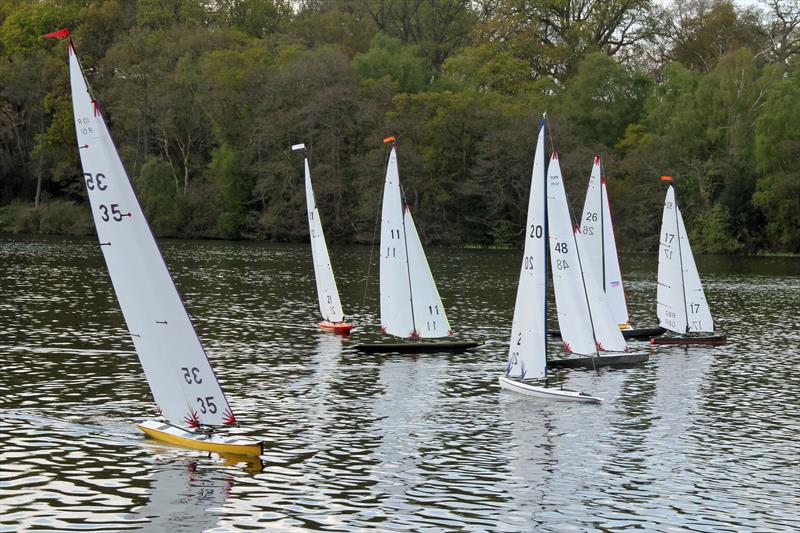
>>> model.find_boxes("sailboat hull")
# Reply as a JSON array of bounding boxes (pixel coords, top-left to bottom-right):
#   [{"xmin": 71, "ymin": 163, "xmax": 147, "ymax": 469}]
[
  {"xmin": 319, "ymin": 321, "xmax": 353, "ymax": 334},
  {"xmin": 547, "ymin": 351, "xmax": 649, "ymax": 370},
  {"xmin": 498, "ymin": 376, "xmax": 602, "ymax": 403},
  {"xmin": 354, "ymin": 341, "xmax": 481, "ymax": 354},
  {"xmin": 548, "ymin": 326, "xmax": 666, "ymax": 340},
  {"xmin": 138, "ymin": 420, "xmax": 264, "ymax": 456},
  {"xmin": 650, "ymin": 332, "xmax": 727, "ymax": 346}
]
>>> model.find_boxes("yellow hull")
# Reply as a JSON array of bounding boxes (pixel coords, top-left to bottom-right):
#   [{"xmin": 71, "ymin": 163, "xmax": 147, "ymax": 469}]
[{"xmin": 137, "ymin": 420, "xmax": 263, "ymax": 457}]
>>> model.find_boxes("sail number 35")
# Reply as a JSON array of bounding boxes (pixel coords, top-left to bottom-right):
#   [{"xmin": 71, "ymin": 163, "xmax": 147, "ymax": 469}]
[
  {"xmin": 84, "ymin": 172, "xmax": 107, "ymax": 191},
  {"xmin": 181, "ymin": 366, "xmax": 203, "ymax": 384}
]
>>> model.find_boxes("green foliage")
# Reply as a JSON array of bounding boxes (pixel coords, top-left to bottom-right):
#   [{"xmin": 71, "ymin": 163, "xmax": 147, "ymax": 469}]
[
  {"xmin": 561, "ymin": 52, "xmax": 651, "ymax": 146},
  {"xmin": 135, "ymin": 158, "xmax": 186, "ymax": 237},
  {"xmin": 209, "ymin": 144, "xmax": 249, "ymax": 239},
  {"xmin": 0, "ymin": 200, "xmax": 92, "ymax": 235},
  {"xmin": 691, "ymin": 204, "xmax": 742, "ymax": 254},
  {"xmin": 353, "ymin": 34, "xmax": 432, "ymax": 93},
  {"xmin": 1, "ymin": 0, "xmax": 798, "ymax": 253}
]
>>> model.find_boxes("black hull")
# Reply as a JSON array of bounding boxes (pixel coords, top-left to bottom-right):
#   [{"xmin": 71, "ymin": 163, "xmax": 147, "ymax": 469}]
[
  {"xmin": 354, "ymin": 341, "xmax": 481, "ymax": 354},
  {"xmin": 650, "ymin": 332, "xmax": 727, "ymax": 346},
  {"xmin": 547, "ymin": 351, "xmax": 649, "ymax": 370},
  {"xmin": 548, "ymin": 326, "xmax": 666, "ymax": 341}
]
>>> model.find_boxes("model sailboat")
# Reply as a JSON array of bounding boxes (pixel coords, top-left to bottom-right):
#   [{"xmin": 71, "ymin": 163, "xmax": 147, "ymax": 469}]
[
  {"xmin": 652, "ymin": 178, "xmax": 726, "ymax": 345},
  {"xmin": 53, "ymin": 30, "xmax": 262, "ymax": 456},
  {"xmin": 498, "ymin": 116, "xmax": 601, "ymax": 402},
  {"xmin": 544, "ymin": 141, "xmax": 647, "ymax": 370},
  {"xmin": 576, "ymin": 156, "xmax": 665, "ymax": 340},
  {"xmin": 354, "ymin": 137, "xmax": 479, "ymax": 354},
  {"xmin": 292, "ymin": 144, "xmax": 352, "ymax": 334}
]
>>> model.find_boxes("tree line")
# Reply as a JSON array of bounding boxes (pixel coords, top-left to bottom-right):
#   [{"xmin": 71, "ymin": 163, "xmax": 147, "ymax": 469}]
[{"xmin": 1, "ymin": 0, "xmax": 798, "ymax": 253}]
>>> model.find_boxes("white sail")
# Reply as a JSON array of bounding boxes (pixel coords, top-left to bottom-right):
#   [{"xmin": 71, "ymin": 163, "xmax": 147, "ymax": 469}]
[
  {"xmin": 601, "ymin": 181, "xmax": 630, "ymax": 326},
  {"xmin": 656, "ymin": 185, "xmax": 711, "ymax": 333},
  {"xmin": 578, "ymin": 157, "xmax": 630, "ymax": 327},
  {"xmin": 68, "ymin": 42, "xmax": 234, "ymax": 428},
  {"xmin": 676, "ymin": 208, "xmax": 713, "ymax": 332},
  {"xmin": 379, "ymin": 146, "xmax": 449, "ymax": 338},
  {"xmin": 379, "ymin": 147, "xmax": 414, "ymax": 337},
  {"xmin": 547, "ymin": 154, "xmax": 627, "ymax": 354},
  {"xmin": 506, "ymin": 120, "xmax": 547, "ymax": 379},
  {"xmin": 575, "ymin": 226, "xmax": 629, "ymax": 352},
  {"xmin": 404, "ymin": 209, "xmax": 451, "ymax": 338},
  {"xmin": 303, "ymin": 158, "xmax": 344, "ymax": 323}
]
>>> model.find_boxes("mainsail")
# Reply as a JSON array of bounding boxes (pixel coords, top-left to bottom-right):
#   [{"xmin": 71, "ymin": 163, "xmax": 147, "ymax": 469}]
[
  {"xmin": 379, "ymin": 145, "xmax": 450, "ymax": 338},
  {"xmin": 578, "ymin": 157, "xmax": 630, "ymax": 326},
  {"xmin": 506, "ymin": 120, "xmax": 548, "ymax": 379},
  {"xmin": 68, "ymin": 40, "xmax": 234, "ymax": 428},
  {"xmin": 656, "ymin": 186, "xmax": 714, "ymax": 333},
  {"xmin": 303, "ymin": 156, "xmax": 344, "ymax": 323}
]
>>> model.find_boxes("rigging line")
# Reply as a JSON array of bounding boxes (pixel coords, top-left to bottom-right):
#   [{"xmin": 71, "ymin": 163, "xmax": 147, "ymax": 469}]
[{"xmin": 361, "ymin": 148, "xmax": 390, "ymax": 308}]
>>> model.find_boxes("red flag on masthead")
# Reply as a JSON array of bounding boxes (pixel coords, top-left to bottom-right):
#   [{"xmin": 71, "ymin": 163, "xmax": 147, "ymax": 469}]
[{"xmin": 43, "ymin": 28, "xmax": 71, "ymax": 39}]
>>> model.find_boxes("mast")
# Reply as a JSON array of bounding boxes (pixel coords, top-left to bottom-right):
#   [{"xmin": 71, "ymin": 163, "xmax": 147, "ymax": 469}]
[
  {"xmin": 673, "ymin": 186, "xmax": 690, "ymax": 334},
  {"xmin": 542, "ymin": 115, "xmax": 550, "ymax": 378},
  {"xmin": 399, "ymin": 180, "xmax": 418, "ymax": 338},
  {"xmin": 599, "ymin": 158, "xmax": 606, "ymax": 288}
]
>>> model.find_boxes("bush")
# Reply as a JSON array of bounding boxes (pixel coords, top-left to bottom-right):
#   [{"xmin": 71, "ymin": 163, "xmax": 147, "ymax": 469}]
[{"xmin": 0, "ymin": 200, "xmax": 92, "ymax": 235}]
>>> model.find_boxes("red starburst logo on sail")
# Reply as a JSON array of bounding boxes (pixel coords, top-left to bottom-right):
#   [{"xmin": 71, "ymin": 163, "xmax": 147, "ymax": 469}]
[
  {"xmin": 184, "ymin": 409, "xmax": 200, "ymax": 428},
  {"xmin": 596, "ymin": 342, "xmax": 605, "ymax": 351},
  {"xmin": 447, "ymin": 329, "xmax": 454, "ymax": 337},
  {"xmin": 223, "ymin": 408, "xmax": 237, "ymax": 426},
  {"xmin": 409, "ymin": 329, "xmax": 420, "ymax": 340},
  {"xmin": 563, "ymin": 341, "xmax": 572, "ymax": 353}
]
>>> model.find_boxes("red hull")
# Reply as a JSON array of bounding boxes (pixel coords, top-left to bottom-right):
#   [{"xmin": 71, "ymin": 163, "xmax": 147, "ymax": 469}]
[{"xmin": 319, "ymin": 321, "xmax": 353, "ymax": 334}]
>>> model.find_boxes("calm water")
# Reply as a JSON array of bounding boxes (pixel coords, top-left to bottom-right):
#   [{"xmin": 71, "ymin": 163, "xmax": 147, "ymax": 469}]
[{"xmin": 1, "ymin": 235, "xmax": 798, "ymax": 532}]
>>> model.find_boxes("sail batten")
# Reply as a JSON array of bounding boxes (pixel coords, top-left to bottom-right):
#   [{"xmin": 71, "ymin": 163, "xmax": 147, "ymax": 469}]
[{"xmin": 68, "ymin": 41, "xmax": 233, "ymax": 428}]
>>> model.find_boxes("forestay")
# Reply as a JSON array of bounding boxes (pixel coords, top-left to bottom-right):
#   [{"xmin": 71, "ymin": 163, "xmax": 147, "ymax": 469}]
[
  {"xmin": 547, "ymin": 154, "xmax": 627, "ymax": 354},
  {"xmin": 379, "ymin": 146, "xmax": 450, "ymax": 338},
  {"xmin": 506, "ymin": 120, "xmax": 547, "ymax": 380},
  {"xmin": 68, "ymin": 42, "xmax": 235, "ymax": 428},
  {"xmin": 578, "ymin": 156, "xmax": 630, "ymax": 327},
  {"xmin": 304, "ymin": 157, "xmax": 344, "ymax": 323},
  {"xmin": 657, "ymin": 186, "xmax": 713, "ymax": 333}
]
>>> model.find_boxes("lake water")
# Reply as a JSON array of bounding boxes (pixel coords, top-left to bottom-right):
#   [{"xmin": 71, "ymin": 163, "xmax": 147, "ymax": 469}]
[{"xmin": 1, "ymin": 235, "xmax": 798, "ymax": 532}]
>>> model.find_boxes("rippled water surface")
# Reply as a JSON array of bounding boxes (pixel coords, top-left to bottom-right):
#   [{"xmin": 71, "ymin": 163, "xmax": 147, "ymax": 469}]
[{"xmin": 1, "ymin": 235, "xmax": 798, "ymax": 532}]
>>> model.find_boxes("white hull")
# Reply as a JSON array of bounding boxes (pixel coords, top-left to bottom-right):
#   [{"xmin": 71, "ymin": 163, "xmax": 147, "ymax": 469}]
[{"xmin": 498, "ymin": 375, "xmax": 602, "ymax": 403}]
